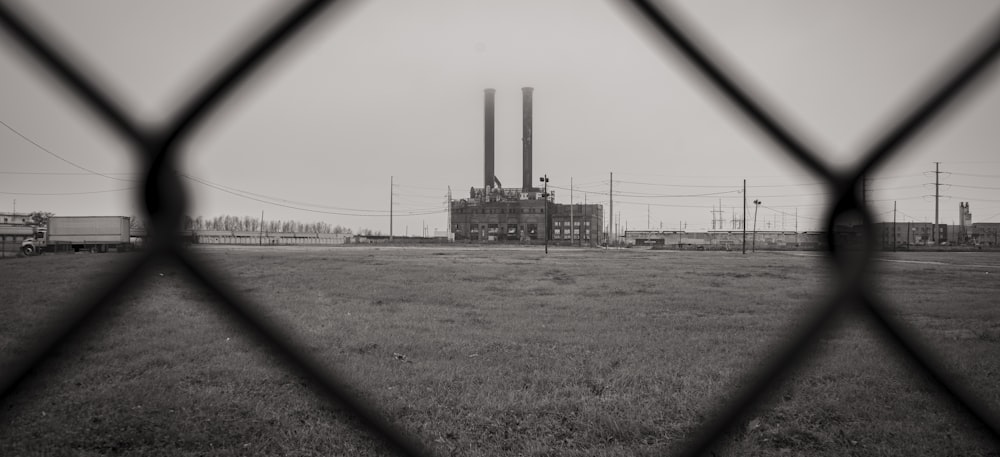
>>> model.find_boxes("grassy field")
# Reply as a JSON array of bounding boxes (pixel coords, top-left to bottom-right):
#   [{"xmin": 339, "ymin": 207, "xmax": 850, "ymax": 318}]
[{"xmin": 0, "ymin": 246, "xmax": 997, "ymax": 456}]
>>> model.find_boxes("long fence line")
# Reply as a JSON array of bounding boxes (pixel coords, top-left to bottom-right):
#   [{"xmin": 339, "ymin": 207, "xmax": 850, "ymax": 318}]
[{"xmin": 1, "ymin": 1, "xmax": 999, "ymax": 456}]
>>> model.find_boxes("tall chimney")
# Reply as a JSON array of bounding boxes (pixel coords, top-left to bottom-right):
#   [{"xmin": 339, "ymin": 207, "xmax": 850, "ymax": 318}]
[
  {"xmin": 522, "ymin": 86, "xmax": 534, "ymax": 192},
  {"xmin": 484, "ymin": 88, "xmax": 496, "ymax": 189}
]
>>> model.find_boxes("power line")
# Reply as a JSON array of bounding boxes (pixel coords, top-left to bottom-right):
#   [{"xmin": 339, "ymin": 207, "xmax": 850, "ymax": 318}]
[
  {"xmin": 183, "ymin": 174, "xmax": 387, "ymax": 212},
  {"xmin": 0, "ymin": 170, "xmax": 139, "ymax": 176},
  {"xmin": 614, "ymin": 199, "xmax": 756, "ymax": 210},
  {"xmin": 948, "ymin": 195, "xmax": 1000, "ymax": 203},
  {"xmin": 552, "ymin": 183, "xmax": 816, "ymax": 200},
  {"xmin": 759, "ymin": 204, "xmax": 822, "ymax": 221},
  {"xmin": 950, "ymin": 184, "xmax": 1000, "ymax": 190},
  {"xmin": 0, "ymin": 187, "xmax": 137, "ymax": 196},
  {"xmin": 949, "ymin": 172, "xmax": 1000, "ymax": 178},
  {"xmin": 612, "ymin": 189, "xmax": 741, "ymax": 198},
  {"xmin": 979, "ymin": 211, "xmax": 1000, "ymax": 222},
  {"xmin": 896, "ymin": 209, "xmax": 922, "ymax": 222},
  {"xmin": 934, "ymin": 162, "xmax": 941, "ymax": 243},
  {"xmin": 393, "ymin": 183, "xmax": 446, "ymax": 192},
  {"xmin": 613, "ymin": 179, "xmax": 750, "ymax": 189},
  {"xmin": 0, "ymin": 118, "xmax": 136, "ymax": 182},
  {"xmin": 183, "ymin": 174, "xmax": 443, "ymax": 217}
]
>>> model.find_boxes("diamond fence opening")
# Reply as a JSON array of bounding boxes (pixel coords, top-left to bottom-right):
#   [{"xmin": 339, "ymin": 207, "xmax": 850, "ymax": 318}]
[{"xmin": 1, "ymin": 1, "xmax": 998, "ymax": 455}]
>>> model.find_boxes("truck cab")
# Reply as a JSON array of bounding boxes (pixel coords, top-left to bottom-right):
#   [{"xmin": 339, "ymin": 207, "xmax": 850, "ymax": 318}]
[{"xmin": 21, "ymin": 229, "xmax": 46, "ymax": 256}]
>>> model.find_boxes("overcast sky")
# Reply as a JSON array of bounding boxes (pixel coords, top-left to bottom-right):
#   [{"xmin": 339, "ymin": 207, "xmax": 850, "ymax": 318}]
[{"xmin": 2, "ymin": 0, "xmax": 999, "ymax": 234}]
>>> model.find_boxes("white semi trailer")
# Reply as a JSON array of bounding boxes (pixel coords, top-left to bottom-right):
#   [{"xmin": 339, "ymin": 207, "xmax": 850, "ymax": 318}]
[{"xmin": 21, "ymin": 216, "xmax": 131, "ymax": 255}]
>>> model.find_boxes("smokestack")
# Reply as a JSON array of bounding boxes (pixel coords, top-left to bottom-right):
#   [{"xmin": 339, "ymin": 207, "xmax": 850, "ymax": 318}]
[
  {"xmin": 522, "ymin": 86, "xmax": 534, "ymax": 192},
  {"xmin": 484, "ymin": 89, "xmax": 496, "ymax": 189}
]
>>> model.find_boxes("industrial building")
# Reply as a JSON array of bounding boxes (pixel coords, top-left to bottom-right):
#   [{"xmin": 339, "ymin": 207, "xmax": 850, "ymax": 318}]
[
  {"xmin": 624, "ymin": 230, "xmax": 827, "ymax": 250},
  {"xmin": 450, "ymin": 88, "xmax": 603, "ymax": 245},
  {"xmin": 0, "ymin": 212, "xmax": 35, "ymax": 257},
  {"xmin": 182, "ymin": 230, "xmax": 350, "ymax": 245},
  {"xmin": 873, "ymin": 203, "xmax": 994, "ymax": 247}
]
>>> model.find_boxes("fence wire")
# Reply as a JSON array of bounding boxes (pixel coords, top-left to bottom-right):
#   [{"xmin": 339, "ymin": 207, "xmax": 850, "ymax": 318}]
[{"xmin": 1, "ymin": 1, "xmax": 999, "ymax": 456}]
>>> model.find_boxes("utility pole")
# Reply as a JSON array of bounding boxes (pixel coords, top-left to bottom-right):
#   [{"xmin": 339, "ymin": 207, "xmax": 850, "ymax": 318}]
[
  {"xmin": 752, "ymin": 199, "xmax": 761, "ymax": 253},
  {"xmin": 615, "ymin": 212, "xmax": 621, "ymax": 249},
  {"xmin": 933, "ymin": 162, "xmax": 940, "ymax": 244},
  {"xmin": 259, "ymin": 211, "xmax": 264, "ymax": 246},
  {"xmin": 718, "ymin": 199, "xmax": 723, "ymax": 230},
  {"xmin": 678, "ymin": 220, "xmax": 682, "ymax": 250},
  {"xmin": 893, "ymin": 201, "xmax": 897, "ymax": 252},
  {"xmin": 742, "ymin": 179, "xmax": 747, "ymax": 254},
  {"xmin": 447, "ymin": 186, "xmax": 452, "ymax": 242},
  {"xmin": 570, "ymin": 177, "xmax": 574, "ymax": 247},
  {"xmin": 710, "ymin": 199, "xmax": 723, "ymax": 230},
  {"xmin": 540, "ymin": 174, "xmax": 549, "ymax": 254},
  {"xmin": 609, "ymin": 172, "xmax": 613, "ymax": 249},
  {"xmin": 389, "ymin": 176, "xmax": 394, "ymax": 242}
]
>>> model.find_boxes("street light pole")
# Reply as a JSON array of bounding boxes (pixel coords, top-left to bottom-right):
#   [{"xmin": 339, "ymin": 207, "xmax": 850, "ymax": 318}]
[
  {"xmin": 752, "ymin": 199, "xmax": 761, "ymax": 253},
  {"xmin": 540, "ymin": 175, "xmax": 550, "ymax": 254}
]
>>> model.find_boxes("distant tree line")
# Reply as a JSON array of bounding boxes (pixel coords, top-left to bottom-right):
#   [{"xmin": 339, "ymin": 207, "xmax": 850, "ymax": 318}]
[
  {"xmin": 182, "ymin": 214, "xmax": 352, "ymax": 234},
  {"xmin": 25, "ymin": 211, "xmax": 377, "ymax": 236}
]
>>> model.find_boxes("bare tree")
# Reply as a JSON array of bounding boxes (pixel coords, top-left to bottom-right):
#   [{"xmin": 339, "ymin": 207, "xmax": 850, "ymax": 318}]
[
  {"xmin": 187, "ymin": 214, "xmax": 355, "ymax": 234},
  {"xmin": 129, "ymin": 215, "xmax": 147, "ymax": 230},
  {"xmin": 29, "ymin": 211, "xmax": 55, "ymax": 226}
]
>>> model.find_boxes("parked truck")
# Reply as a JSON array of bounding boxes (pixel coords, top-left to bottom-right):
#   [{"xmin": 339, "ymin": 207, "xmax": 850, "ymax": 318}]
[{"xmin": 21, "ymin": 216, "xmax": 131, "ymax": 255}]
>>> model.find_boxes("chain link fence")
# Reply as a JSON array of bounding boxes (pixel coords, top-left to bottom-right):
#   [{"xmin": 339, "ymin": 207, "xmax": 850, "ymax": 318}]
[{"xmin": 1, "ymin": 1, "xmax": 999, "ymax": 455}]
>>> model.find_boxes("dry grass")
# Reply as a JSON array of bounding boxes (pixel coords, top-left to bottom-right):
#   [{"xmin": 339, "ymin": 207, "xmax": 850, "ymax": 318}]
[{"xmin": 0, "ymin": 246, "xmax": 997, "ymax": 456}]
